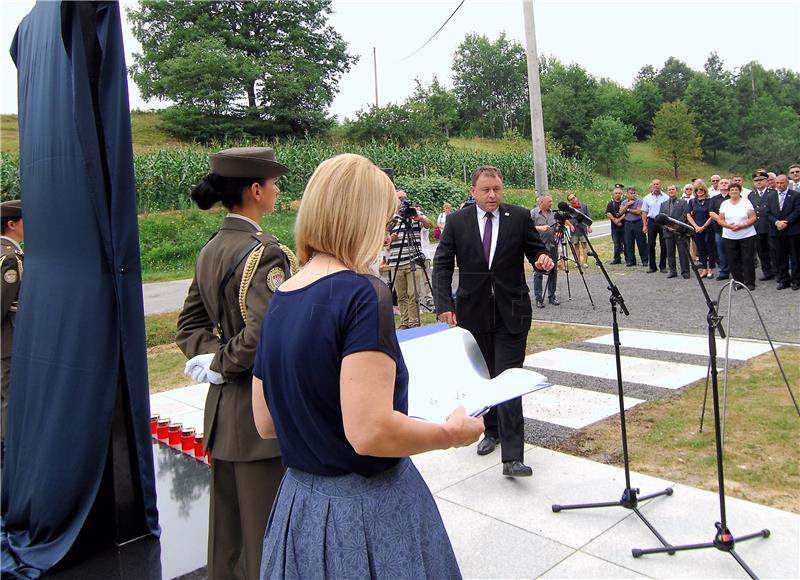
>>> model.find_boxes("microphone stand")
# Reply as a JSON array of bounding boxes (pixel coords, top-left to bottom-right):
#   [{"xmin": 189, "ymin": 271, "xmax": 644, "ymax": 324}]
[
  {"xmin": 551, "ymin": 234, "xmax": 674, "ymax": 552},
  {"xmin": 631, "ymin": 233, "xmax": 769, "ymax": 578}
]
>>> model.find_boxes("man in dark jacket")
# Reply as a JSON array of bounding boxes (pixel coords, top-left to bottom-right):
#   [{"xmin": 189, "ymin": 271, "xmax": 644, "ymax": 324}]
[
  {"xmin": 433, "ymin": 166, "xmax": 553, "ymax": 477},
  {"xmin": 749, "ymin": 170, "xmax": 778, "ymax": 281},
  {"xmin": 659, "ymin": 184, "xmax": 691, "ymax": 278},
  {"xmin": 766, "ymin": 174, "xmax": 800, "ymax": 290}
]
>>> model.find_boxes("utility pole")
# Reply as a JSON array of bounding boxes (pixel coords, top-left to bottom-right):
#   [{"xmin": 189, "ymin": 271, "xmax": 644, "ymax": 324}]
[
  {"xmin": 373, "ymin": 46, "xmax": 379, "ymax": 108},
  {"xmin": 523, "ymin": 0, "xmax": 548, "ymax": 197}
]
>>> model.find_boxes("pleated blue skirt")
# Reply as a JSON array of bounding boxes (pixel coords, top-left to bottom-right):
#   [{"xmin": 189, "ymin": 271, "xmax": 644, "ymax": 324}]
[{"xmin": 260, "ymin": 457, "xmax": 462, "ymax": 579}]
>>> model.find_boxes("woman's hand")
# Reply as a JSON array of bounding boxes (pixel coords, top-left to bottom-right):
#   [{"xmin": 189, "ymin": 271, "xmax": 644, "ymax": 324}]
[{"xmin": 444, "ymin": 406, "xmax": 484, "ymax": 448}]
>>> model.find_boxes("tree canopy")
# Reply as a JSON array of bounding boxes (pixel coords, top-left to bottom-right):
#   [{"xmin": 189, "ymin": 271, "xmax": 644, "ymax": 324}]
[
  {"xmin": 651, "ymin": 101, "xmax": 702, "ymax": 178},
  {"xmin": 128, "ymin": 0, "xmax": 356, "ymax": 140}
]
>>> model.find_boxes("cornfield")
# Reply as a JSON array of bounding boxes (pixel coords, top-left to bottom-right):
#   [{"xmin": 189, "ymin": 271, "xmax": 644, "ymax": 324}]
[{"xmin": 1, "ymin": 140, "xmax": 596, "ymax": 212}]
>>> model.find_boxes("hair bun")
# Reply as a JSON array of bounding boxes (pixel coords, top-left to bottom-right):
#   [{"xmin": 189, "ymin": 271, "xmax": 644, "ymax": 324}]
[{"xmin": 190, "ymin": 174, "xmax": 222, "ymax": 210}]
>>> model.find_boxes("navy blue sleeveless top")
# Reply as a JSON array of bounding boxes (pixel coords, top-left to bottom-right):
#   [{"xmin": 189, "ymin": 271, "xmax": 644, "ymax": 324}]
[{"xmin": 253, "ymin": 271, "xmax": 408, "ymax": 477}]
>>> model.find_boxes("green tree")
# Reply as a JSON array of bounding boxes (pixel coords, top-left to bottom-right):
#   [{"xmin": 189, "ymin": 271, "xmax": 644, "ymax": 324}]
[
  {"xmin": 733, "ymin": 61, "xmax": 780, "ymax": 117},
  {"xmin": 684, "ymin": 74, "xmax": 736, "ymax": 161},
  {"xmin": 585, "ymin": 115, "xmax": 635, "ymax": 176},
  {"xmin": 539, "ymin": 59, "xmax": 600, "ymax": 154},
  {"xmin": 651, "ymin": 101, "xmax": 701, "ymax": 178},
  {"xmin": 595, "ymin": 79, "xmax": 643, "ymax": 132},
  {"xmin": 411, "ymin": 77, "xmax": 460, "ymax": 138},
  {"xmin": 452, "ymin": 33, "xmax": 528, "ymax": 138},
  {"xmin": 703, "ymin": 51, "xmax": 731, "ymax": 84},
  {"xmin": 128, "ymin": 0, "xmax": 356, "ymax": 139},
  {"xmin": 343, "ymin": 102, "xmax": 446, "ymax": 146},
  {"xmin": 632, "ymin": 78, "xmax": 663, "ymax": 139},
  {"xmin": 655, "ymin": 57, "xmax": 696, "ymax": 102}
]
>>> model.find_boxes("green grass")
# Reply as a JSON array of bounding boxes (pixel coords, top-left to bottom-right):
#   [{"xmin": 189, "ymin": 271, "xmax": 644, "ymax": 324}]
[
  {"xmin": 145, "ymin": 310, "xmax": 180, "ymax": 348},
  {"xmin": 139, "ymin": 207, "xmax": 297, "ymax": 281},
  {"xmin": 1, "ymin": 115, "xmax": 18, "ymax": 154},
  {"xmin": 148, "ymin": 344, "xmax": 193, "ymax": 393}
]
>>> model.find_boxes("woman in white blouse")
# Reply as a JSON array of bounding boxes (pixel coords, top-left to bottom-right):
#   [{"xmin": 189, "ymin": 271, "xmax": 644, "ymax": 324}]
[{"xmin": 717, "ymin": 182, "xmax": 757, "ymax": 290}]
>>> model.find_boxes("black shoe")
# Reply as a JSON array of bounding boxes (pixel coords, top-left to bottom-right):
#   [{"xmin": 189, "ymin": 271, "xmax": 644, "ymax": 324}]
[
  {"xmin": 777, "ymin": 283, "xmax": 791, "ymax": 290},
  {"xmin": 682, "ymin": 273, "xmax": 690, "ymax": 279},
  {"xmin": 659, "ymin": 268, "xmax": 667, "ymax": 273},
  {"xmin": 746, "ymin": 283, "xmax": 756, "ymax": 291},
  {"xmin": 548, "ymin": 297, "xmax": 560, "ymax": 306},
  {"xmin": 502, "ymin": 460, "xmax": 533, "ymax": 477},
  {"xmin": 666, "ymin": 273, "xmax": 677, "ymax": 279},
  {"xmin": 716, "ymin": 274, "xmax": 729, "ymax": 280},
  {"xmin": 647, "ymin": 268, "xmax": 658, "ymax": 273},
  {"xmin": 610, "ymin": 260, "xmax": 621, "ymax": 265},
  {"xmin": 535, "ymin": 298, "xmax": 545, "ymax": 309},
  {"xmin": 792, "ymin": 283, "xmax": 799, "ymax": 291},
  {"xmin": 758, "ymin": 274, "xmax": 774, "ymax": 281},
  {"xmin": 626, "ymin": 263, "xmax": 636, "ymax": 267},
  {"xmin": 477, "ymin": 436, "xmax": 499, "ymax": 456}
]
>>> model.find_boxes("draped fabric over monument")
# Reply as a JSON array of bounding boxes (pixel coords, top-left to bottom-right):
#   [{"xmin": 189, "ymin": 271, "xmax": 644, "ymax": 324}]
[{"xmin": 2, "ymin": 2, "xmax": 159, "ymax": 576}]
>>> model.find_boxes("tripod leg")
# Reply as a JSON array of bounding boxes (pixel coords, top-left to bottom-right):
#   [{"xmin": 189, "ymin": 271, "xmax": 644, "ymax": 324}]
[
  {"xmin": 730, "ymin": 550, "xmax": 759, "ymax": 580},
  {"xmin": 632, "ymin": 507, "xmax": 675, "ymax": 554}
]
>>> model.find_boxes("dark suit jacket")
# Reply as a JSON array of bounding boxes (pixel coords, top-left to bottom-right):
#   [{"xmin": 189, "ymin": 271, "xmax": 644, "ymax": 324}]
[
  {"xmin": 765, "ymin": 188, "xmax": 800, "ymax": 236},
  {"xmin": 749, "ymin": 188, "xmax": 777, "ymax": 234},
  {"xmin": 658, "ymin": 197, "xmax": 689, "ymax": 238},
  {"xmin": 433, "ymin": 203, "xmax": 548, "ymax": 335}
]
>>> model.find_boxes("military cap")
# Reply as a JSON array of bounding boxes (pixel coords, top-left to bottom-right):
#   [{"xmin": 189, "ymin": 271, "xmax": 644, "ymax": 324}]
[
  {"xmin": 1, "ymin": 199, "xmax": 22, "ymax": 219},
  {"xmin": 210, "ymin": 147, "xmax": 288, "ymax": 179},
  {"xmin": 753, "ymin": 170, "xmax": 769, "ymax": 179},
  {"xmin": 613, "ymin": 183, "xmax": 625, "ymax": 189}
]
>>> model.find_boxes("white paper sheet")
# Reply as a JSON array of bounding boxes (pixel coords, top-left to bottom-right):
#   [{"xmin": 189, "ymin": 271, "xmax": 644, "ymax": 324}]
[{"xmin": 400, "ymin": 327, "xmax": 550, "ymax": 423}]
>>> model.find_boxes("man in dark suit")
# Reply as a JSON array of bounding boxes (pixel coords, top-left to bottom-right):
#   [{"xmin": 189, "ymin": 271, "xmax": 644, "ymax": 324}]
[
  {"xmin": 659, "ymin": 184, "xmax": 691, "ymax": 279},
  {"xmin": 749, "ymin": 170, "xmax": 778, "ymax": 281},
  {"xmin": 433, "ymin": 166, "xmax": 554, "ymax": 477},
  {"xmin": 766, "ymin": 174, "xmax": 800, "ymax": 290}
]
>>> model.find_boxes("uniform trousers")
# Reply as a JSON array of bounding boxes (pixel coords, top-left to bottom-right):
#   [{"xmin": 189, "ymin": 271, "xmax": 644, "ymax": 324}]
[
  {"xmin": 471, "ymin": 320, "xmax": 527, "ymax": 463},
  {"xmin": 754, "ymin": 232, "xmax": 774, "ymax": 278},
  {"xmin": 393, "ymin": 262, "xmax": 420, "ymax": 328},
  {"xmin": 209, "ymin": 457, "xmax": 284, "ymax": 580}
]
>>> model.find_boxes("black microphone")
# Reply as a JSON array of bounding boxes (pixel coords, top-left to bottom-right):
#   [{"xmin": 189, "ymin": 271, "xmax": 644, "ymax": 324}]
[
  {"xmin": 654, "ymin": 213, "xmax": 695, "ymax": 237},
  {"xmin": 557, "ymin": 201, "xmax": 593, "ymax": 225}
]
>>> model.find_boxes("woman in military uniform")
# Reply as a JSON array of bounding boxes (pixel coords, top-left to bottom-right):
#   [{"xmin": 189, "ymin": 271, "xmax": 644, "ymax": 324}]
[
  {"xmin": 1, "ymin": 200, "xmax": 24, "ymax": 456},
  {"xmin": 176, "ymin": 147, "xmax": 297, "ymax": 580}
]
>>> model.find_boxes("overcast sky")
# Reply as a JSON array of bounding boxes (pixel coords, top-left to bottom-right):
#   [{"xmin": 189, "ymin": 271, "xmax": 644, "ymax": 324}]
[{"xmin": 1, "ymin": 0, "xmax": 799, "ymax": 121}]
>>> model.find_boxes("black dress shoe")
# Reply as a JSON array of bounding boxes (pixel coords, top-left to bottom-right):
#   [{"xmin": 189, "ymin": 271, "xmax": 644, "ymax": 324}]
[
  {"xmin": 777, "ymin": 283, "xmax": 790, "ymax": 290},
  {"xmin": 477, "ymin": 436, "xmax": 499, "ymax": 456},
  {"xmin": 535, "ymin": 298, "xmax": 545, "ymax": 309},
  {"xmin": 502, "ymin": 460, "xmax": 533, "ymax": 477},
  {"xmin": 758, "ymin": 274, "xmax": 774, "ymax": 281},
  {"xmin": 716, "ymin": 274, "xmax": 729, "ymax": 280},
  {"xmin": 682, "ymin": 273, "xmax": 690, "ymax": 279},
  {"xmin": 647, "ymin": 268, "xmax": 658, "ymax": 273},
  {"xmin": 792, "ymin": 283, "xmax": 799, "ymax": 291},
  {"xmin": 666, "ymin": 273, "xmax": 677, "ymax": 279},
  {"xmin": 626, "ymin": 263, "xmax": 636, "ymax": 267},
  {"xmin": 660, "ymin": 268, "xmax": 668, "ymax": 273},
  {"xmin": 548, "ymin": 297, "xmax": 560, "ymax": 306},
  {"xmin": 746, "ymin": 283, "xmax": 756, "ymax": 291},
  {"xmin": 610, "ymin": 260, "xmax": 622, "ymax": 265}
]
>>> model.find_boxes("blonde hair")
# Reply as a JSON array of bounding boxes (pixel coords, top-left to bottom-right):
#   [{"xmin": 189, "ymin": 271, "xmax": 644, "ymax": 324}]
[{"xmin": 295, "ymin": 154, "xmax": 396, "ymax": 273}]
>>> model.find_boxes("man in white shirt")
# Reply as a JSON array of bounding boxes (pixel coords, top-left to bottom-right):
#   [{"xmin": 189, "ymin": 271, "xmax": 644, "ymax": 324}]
[
  {"xmin": 732, "ymin": 175, "xmax": 752, "ymax": 198},
  {"xmin": 788, "ymin": 164, "xmax": 800, "ymax": 192},
  {"xmin": 709, "ymin": 174, "xmax": 721, "ymax": 197}
]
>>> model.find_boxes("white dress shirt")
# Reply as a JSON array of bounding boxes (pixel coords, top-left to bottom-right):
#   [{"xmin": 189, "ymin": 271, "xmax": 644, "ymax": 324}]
[{"xmin": 476, "ymin": 205, "xmax": 500, "ymax": 268}]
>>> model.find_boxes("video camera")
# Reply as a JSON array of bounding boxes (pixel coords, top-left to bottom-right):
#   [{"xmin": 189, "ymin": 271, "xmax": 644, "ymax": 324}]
[
  {"xmin": 398, "ymin": 197, "xmax": 418, "ymax": 220},
  {"xmin": 554, "ymin": 211, "xmax": 569, "ymax": 224}
]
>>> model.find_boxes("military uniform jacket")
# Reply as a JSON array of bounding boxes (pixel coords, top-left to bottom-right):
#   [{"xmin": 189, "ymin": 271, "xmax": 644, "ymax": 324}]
[
  {"xmin": 177, "ymin": 216, "xmax": 295, "ymax": 462},
  {"xmin": 749, "ymin": 188, "xmax": 777, "ymax": 235},
  {"xmin": 1, "ymin": 236, "xmax": 23, "ymax": 361}
]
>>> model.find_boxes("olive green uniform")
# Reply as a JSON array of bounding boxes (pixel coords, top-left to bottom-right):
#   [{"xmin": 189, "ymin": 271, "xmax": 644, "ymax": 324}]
[
  {"xmin": 1, "ymin": 236, "xmax": 23, "ymax": 440},
  {"xmin": 177, "ymin": 215, "xmax": 296, "ymax": 580}
]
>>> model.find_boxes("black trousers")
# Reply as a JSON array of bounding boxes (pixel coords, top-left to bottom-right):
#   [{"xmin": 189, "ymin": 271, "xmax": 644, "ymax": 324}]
[
  {"xmin": 773, "ymin": 234, "xmax": 800, "ymax": 285},
  {"xmin": 624, "ymin": 220, "xmax": 647, "ymax": 265},
  {"xmin": 647, "ymin": 221, "xmax": 667, "ymax": 270},
  {"xmin": 472, "ymin": 324, "xmax": 527, "ymax": 463},
  {"xmin": 724, "ymin": 236, "xmax": 756, "ymax": 287},
  {"xmin": 610, "ymin": 226, "xmax": 626, "ymax": 262},
  {"xmin": 665, "ymin": 234, "xmax": 690, "ymax": 275},
  {"xmin": 754, "ymin": 231, "xmax": 774, "ymax": 277}
]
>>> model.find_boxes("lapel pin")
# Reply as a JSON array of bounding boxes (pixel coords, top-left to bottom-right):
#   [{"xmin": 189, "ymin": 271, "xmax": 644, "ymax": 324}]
[{"xmin": 504, "ymin": 212, "xmax": 509, "ymax": 216}]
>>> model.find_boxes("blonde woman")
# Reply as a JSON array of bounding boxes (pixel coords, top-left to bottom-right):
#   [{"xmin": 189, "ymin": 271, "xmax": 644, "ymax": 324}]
[
  {"xmin": 252, "ymin": 154, "xmax": 483, "ymax": 579},
  {"xmin": 688, "ymin": 182, "xmax": 717, "ymax": 278}
]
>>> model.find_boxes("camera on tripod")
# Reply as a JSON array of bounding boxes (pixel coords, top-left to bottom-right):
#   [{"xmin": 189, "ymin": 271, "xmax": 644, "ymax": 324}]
[
  {"xmin": 554, "ymin": 211, "xmax": 569, "ymax": 224},
  {"xmin": 398, "ymin": 198, "xmax": 418, "ymax": 220}
]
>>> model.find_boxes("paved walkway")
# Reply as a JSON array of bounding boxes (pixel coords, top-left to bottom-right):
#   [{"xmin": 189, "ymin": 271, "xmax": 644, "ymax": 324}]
[{"xmin": 150, "ymin": 327, "xmax": 798, "ymax": 579}]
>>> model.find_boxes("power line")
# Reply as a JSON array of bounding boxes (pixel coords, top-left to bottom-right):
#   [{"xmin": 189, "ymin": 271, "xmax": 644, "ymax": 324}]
[{"xmin": 400, "ymin": 0, "xmax": 465, "ymax": 61}]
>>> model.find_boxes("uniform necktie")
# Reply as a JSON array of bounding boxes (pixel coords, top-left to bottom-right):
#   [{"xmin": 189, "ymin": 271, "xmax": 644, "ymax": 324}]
[{"xmin": 483, "ymin": 212, "xmax": 493, "ymax": 265}]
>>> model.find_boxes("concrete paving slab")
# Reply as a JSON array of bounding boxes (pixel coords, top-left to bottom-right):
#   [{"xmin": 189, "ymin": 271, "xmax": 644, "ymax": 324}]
[
  {"xmin": 160, "ymin": 382, "xmax": 209, "ymax": 409},
  {"xmin": 436, "ymin": 498, "xmax": 574, "ymax": 579},
  {"xmin": 167, "ymin": 409, "xmax": 204, "ymax": 434},
  {"xmin": 587, "ymin": 330, "xmax": 774, "ymax": 361},
  {"xmin": 524, "ymin": 348, "xmax": 708, "ymax": 390},
  {"xmin": 541, "ymin": 550, "xmax": 651, "ymax": 579},
  {"xmin": 436, "ymin": 448, "xmax": 676, "ymax": 550},
  {"xmin": 522, "ymin": 385, "xmax": 644, "ymax": 429},
  {"xmin": 413, "ymin": 446, "xmax": 497, "ymax": 494},
  {"xmin": 582, "ymin": 483, "xmax": 800, "ymax": 579},
  {"xmin": 149, "ymin": 393, "xmax": 198, "ymax": 421}
]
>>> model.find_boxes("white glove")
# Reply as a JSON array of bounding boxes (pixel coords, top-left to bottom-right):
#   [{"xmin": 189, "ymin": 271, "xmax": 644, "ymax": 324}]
[{"xmin": 184, "ymin": 353, "xmax": 225, "ymax": 385}]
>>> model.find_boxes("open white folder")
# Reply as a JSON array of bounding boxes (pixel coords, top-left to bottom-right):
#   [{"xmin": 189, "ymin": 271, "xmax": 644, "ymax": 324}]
[{"xmin": 400, "ymin": 327, "xmax": 550, "ymax": 423}]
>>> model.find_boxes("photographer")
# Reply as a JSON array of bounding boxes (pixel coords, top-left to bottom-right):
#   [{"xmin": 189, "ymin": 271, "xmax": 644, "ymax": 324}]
[
  {"xmin": 531, "ymin": 195, "xmax": 569, "ymax": 307},
  {"xmin": 387, "ymin": 189, "xmax": 432, "ymax": 329}
]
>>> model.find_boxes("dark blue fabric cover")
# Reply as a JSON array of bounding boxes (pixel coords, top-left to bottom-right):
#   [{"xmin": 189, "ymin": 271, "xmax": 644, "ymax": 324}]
[{"xmin": 2, "ymin": 2, "xmax": 159, "ymax": 576}]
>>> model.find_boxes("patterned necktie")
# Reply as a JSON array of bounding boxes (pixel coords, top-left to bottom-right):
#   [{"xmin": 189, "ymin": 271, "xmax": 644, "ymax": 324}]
[
  {"xmin": 483, "ymin": 212, "xmax": 493, "ymax": 265},
  {"xmin": 779, "ymin": 192, "xmax": 785, "ymax": 211}
]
